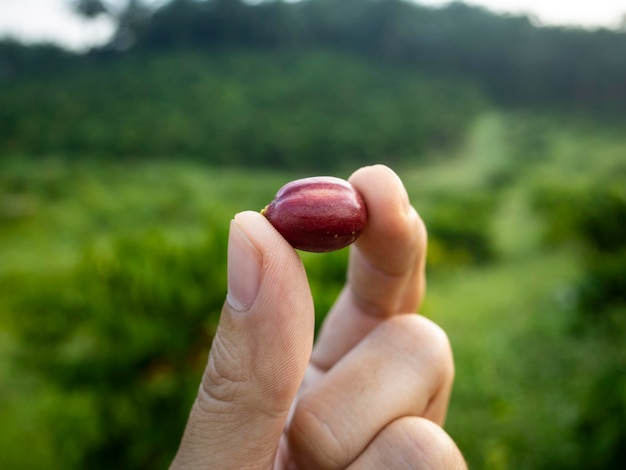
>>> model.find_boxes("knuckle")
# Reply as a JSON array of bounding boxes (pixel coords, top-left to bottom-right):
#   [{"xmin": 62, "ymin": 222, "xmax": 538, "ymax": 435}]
[
  {"xmin": 387, "ymin": 417, "xmax": 467, "ymax": 470},
  {"xmin": 289, "ymin": 398, "xmax": 350, "ymax": 470},
  {"xmin": 389, "ymin": 314, "xmax": 455, "ymax": 387}
]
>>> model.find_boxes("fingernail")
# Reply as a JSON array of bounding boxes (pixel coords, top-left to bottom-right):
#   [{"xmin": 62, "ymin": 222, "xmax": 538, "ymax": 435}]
[{"xmin": 227, "ymin": 220, "xmax": 262, "ymax": 311}]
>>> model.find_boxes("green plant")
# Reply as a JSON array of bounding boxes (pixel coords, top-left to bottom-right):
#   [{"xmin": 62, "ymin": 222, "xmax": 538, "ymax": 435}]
[{"xmin": 7, "ymin": 228, "xmax": 228, "ymax": 468}]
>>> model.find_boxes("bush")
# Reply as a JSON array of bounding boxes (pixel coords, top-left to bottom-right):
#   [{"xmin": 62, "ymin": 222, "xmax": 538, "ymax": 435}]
[
  {"xmin": 532, "ymin": 177, "xmax": 626, "ymax": 469},
  {"xmin": 6, "ymin": 228, "xmax": 228, "ymax": 468},
  {"xmin": 0, "ymin": 50, "xmax": 485, "ymax": 171},
  {"xmin": 423, "ymin": 191, "xmax": 497, "ymax": 270}
]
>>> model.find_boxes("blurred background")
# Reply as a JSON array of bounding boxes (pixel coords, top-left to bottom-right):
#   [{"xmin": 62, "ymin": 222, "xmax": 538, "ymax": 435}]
[{"xmin": 0, "ymin": 0, "xmax": 625, "ymax": 468}]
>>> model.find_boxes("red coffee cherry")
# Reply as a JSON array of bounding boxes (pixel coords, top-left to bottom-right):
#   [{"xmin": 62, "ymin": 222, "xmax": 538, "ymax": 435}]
[{"xmin": 261, "ymin": 176, "xmax": 368, "ymax": 252}]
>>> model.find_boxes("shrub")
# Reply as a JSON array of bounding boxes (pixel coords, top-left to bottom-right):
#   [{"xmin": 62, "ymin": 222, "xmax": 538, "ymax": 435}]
[{"xmin": 7, "ymin": 228, "xmax": 228, "ymax": 468}]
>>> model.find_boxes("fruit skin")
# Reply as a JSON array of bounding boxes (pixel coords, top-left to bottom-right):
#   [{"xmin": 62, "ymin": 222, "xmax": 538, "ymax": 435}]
[{"xmin": 261, "ymin": 176, "xmax": 368, "ymax": 253}]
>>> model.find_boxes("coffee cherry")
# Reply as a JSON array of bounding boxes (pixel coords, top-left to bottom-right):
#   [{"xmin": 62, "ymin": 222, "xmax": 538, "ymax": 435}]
[{"xmin": 261, "ymin": 176, "xmax": 367, "ymax": 252}]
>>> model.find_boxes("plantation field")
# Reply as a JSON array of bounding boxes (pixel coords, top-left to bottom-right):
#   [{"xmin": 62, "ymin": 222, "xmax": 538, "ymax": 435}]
[{"xmin": 1, "ymin": 113, "xmax": 624, "ymax": 469}]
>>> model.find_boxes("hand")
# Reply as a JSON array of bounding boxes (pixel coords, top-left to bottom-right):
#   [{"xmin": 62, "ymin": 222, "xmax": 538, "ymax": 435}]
[{"xmin": 171, "ymin": 165, "xmax": 467, "ymax": 469}]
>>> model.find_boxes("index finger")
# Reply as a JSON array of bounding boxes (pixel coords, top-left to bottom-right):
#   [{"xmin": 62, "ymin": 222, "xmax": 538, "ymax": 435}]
[{"xmin": 311, "ymin": 165, "xmax": 428, "ymax": 370}]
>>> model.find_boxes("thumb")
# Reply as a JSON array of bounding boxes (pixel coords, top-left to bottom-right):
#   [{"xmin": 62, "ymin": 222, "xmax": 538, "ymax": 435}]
[{"xmin": 171, "ymin": 211, "xmax": 315, "ymax": 469}]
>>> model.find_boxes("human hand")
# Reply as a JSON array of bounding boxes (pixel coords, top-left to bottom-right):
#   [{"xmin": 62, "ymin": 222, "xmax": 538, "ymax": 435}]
[{"xmin": 171, "ymin": 165, "xmax": 466, "ymax": 469}]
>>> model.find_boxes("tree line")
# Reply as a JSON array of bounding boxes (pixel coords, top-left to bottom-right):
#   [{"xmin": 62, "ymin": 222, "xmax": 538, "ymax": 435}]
[
  {"xmin": 76, "ymin": 0, "xmax": 626, "ymax": 117},
  {"xmin": 1, "ymin": 0, "xmax": 625, "ymax": 167}
]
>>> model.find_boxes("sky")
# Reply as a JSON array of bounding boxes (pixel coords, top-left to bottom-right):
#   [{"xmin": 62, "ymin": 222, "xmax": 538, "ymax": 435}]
[{"xmin": 0, "ymin": 0, "xmax": 625, "ymax": 51}]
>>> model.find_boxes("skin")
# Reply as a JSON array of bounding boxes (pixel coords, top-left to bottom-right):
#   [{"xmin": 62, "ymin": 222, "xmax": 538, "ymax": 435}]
[{"xmin": 171, "ymin": 165, "xmax": 467, "ymax": 469}]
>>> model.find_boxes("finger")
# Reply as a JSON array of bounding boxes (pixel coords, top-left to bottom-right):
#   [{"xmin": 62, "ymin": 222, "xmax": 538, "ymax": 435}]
[
  {"xmin": 349, "ymin": 417, "xmax": 467, "ymax": 470},
  {"xmin": 289, "ymin": 315, "xmax": 454, "ymax": 470},
  {"xmin": 171, "ymin": 211, "xmax": 315, "ymax": 469},
  {"xmin": 312, "ymin": 165, "xmax": 428, "ymax": 370}
]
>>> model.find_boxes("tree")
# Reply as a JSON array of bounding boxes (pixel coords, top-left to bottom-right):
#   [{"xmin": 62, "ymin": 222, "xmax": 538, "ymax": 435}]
[{"xmin": 71, "ymin": 0, "xmax": 153, "ymax": 49}]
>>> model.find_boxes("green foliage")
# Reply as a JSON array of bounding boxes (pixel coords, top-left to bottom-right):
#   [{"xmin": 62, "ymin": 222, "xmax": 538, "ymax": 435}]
[
  {"xmin": 424, "ymin": 191, "xmax": 497, "ymax": 268},
  {"xmin": 300, "ymin": 248, "xmax": 349, "ymax": 333},
  {"xmin": 561, "ymin": 185, "xmax": 626, "ymax": 468},
  {"xmin": 576, "ymin": 360, "xmax": 626, "ymax": 469},
  {"xmin": 0, "ymin": 49, "xmax": 484, "ymax": 169},
  {"xmin": 533, "ymin": 174, "xmax": 626, "ymax": 318},
  {"xmin": 68, "ymin": 0, "xmax": 626, "ymax": 117},
  {"xmin": 2, "ymin": 105, "xmax": 626, "ymax": 468},
  {"xmin": 4, "ymin": 0, "xmax": 626, "ymax": 170},
  {"xmin": 5, "ymin": 229, "xmax": 228, "ymax": 468},
  {"xmin": 530, "ymin": 153, "xmax": 626, "ymax": 468}
]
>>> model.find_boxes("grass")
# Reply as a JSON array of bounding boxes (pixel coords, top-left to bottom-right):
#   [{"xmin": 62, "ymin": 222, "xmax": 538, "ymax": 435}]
[{"xmin": 426, "ymin": 252, "xmax": 583, "ymax": 469}]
